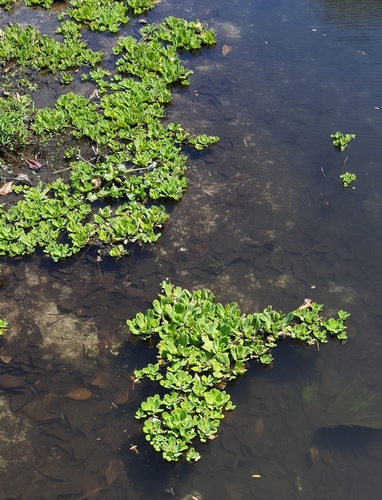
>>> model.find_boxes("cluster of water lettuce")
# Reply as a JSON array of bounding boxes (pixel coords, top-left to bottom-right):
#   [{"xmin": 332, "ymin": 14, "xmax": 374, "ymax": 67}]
[
  {"xmin": 0, "ymin": 95, "xmax": 34, "ymax": 151},
  {"xmin": 0, "ymin": 0, "xmax": 153, "ymax": 15},
  {"xmin": 127, "ymin": 282, "xmax": 350, "ymax": 462},
  {"xmin": 64, "ymin": 0, "xmax": 154, "ymax": 33},
  {"xmin": 0, "ymin": 13, "xmax": 218, "ymax": 260},
  {"xmin": 0, "ymin": 319, "xmax": 8, "ymax": 335}
]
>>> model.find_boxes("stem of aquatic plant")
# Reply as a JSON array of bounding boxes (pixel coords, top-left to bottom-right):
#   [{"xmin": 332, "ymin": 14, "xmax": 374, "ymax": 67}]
[{"xmin": 342, "ymin": 156, "xmax": 348, "ymax": 174}]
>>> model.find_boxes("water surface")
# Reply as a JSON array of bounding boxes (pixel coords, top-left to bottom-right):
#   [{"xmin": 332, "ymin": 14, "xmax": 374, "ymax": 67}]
[{"xmin": 1, "ymin": 0, "xmax": 382, "ymax": 499}]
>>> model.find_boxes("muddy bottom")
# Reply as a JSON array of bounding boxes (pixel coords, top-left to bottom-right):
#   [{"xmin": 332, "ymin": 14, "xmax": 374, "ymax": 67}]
[{"xmin": 0, "ymin": 331, "xmax": 149, "ymax": 499}]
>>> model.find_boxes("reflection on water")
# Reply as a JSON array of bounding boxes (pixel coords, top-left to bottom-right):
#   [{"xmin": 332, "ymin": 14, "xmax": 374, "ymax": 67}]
[
  {"xmin": 1, "ymin": 0, "xmax": 382, "ymax": 496},
  {"xmin": 317, "ymin": 0, "xmax": 382, "ymax": 27}
]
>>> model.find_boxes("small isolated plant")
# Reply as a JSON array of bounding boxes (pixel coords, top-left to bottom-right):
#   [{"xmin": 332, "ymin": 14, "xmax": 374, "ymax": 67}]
[
  {"xmin": 0, "ymin": 319, "xmax": 8, "ymax": 335},
  {"xmin": 340, "ymin": 172, "xmax": 356, "ymax": 187},
  {"xmin": 127, "ymin": 282, "xmax": 350, "ymax": 463},
  {"xmin": 331, "ymin": 131, "xmax": 356, "ymax": 151}
]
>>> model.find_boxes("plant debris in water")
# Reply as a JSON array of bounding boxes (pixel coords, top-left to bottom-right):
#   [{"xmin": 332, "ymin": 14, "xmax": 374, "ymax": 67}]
[
  {"xmin": 0, "ymin": 11, "xmax": 218, "ymax": 261},
  {"xmin": 127, "ymin": 282, "xmax": 349, "ymax": 462}
]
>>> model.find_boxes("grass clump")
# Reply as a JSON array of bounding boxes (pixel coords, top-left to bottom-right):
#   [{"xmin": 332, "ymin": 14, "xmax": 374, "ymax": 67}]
[{"xmin": 128, "ymin": 282, "xmax": 349, "ymax": 462}]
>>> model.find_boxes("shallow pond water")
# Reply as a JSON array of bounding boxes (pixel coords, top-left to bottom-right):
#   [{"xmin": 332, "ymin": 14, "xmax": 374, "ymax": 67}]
[{"xmin": 1, "ymin": 0, "xmax": 382, "ymax": 499}]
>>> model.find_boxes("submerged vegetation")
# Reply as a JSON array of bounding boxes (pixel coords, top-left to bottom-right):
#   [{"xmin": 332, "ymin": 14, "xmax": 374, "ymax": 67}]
[
  {"xmin": 0, "ymin": 94, "xmax": 34, "ymax": 151},
  {"xmin": 127, "ymin": 282, "xmax": 349, "ymax": 462},
  {"xmin": 0, "ymin": 8, "xmax": 218, "ymax": 260},
  {"xmin": 0, "ymin": 23, "xmax": 103, "ymax": 72},
  {"xmin": 302, "ymin": 376, "xmax": 382, "ymax": 429}
]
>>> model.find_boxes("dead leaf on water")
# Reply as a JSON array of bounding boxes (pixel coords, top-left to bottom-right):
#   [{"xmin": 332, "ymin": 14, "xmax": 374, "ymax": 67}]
[
  {"xmin": 23, "ymin": 393, "xmax": 61, "ymax": 420},
  {"xmin": 114, "ymin": 388, "xmax": 129, "ymax": 405},
  {"xmin": 319, "ymin": 447, "xmax": 333, "ymax": 464},
  {"xmin": 105, "ymin": 459, "xmax": 124, "ymax": 485},
  {"xmin": 309, "ymin": 445, "xmax": 319, "ymax": 465},
  {"xmin": 0, "ymin": 182, "xmax": 13, "ymax": 195},
  {"xmin": 66, "ymin": 387, "xmax": 91, "ymax": 400},
  {"xmin": 14, "ymin": 173, "xmax": 31, "ymax": 184},
  {"xmin": 90, "ymin": 372, "xmax": 110, "ymax": 389},
  {"xmin": 194, "ymin": 240, "xmax": 209, "ymax": 257},
  {"xmin": 151, "ymin": 0, "xmax": 161, "ymax": 4},
  {"xmin": 0, "ymin": 373, "xmax": 23, "ymax": 388},
  {"xmin": 89, "ymin": 89, "xmax": 99, "ymax": 100},
  {"xmin": 298, "ymin": 298, "xmax": 313, "ymax": 310},
  {"xmin": 75, "ymin": 488, "xmax": 102, "ymax": 500},
  {"xmin": 222, "ymin": 45, "xmax": 232, "ymax": 56},
  {"xmin": 22, "ymin": 154, "xmax": 41, "ymax": 170},
  {"xmin": 91, "ymin": 178, "xmax": 101, "ymax": 188},
  {"xmin": 253, "ymin": 415, "xmax": 264, "ymax": 437}
]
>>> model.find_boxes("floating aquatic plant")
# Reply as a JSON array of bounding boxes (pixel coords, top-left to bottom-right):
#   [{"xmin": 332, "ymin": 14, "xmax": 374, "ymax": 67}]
[
  {"xmin": 0, "ymin": 94, "xmax": 34, "ymax": 151},
  {"xmin": 127, "ymin": 282, "xmax": 349, "ymax": 462},
  {"xmin": 0, "ymin": 0, "xmax": 16, "ymax": 10},
  {"xmin": 0, "ymin": 16, "xmax": 218, "ymax": 260},
  {"xmin": 0, "ymin": 319, "xmax": 8, "ymax": 336},
  {"xmin": 68, "ymin": 0, "xmax": 130, "ymax": 34},
  {"xmin": 302, "ymin": 376, "xmax": 382, "ymax": 429},
  {"xmin": 331, "ymin": 131, "xmax": 356, "ymax": 151},
  {"xmin": 0, "ymin": 24, "xmax": 103, "ymax": 73},
  {"xmin": 340, "ymin": 171, "xmax": 356, "ymax": 187}
]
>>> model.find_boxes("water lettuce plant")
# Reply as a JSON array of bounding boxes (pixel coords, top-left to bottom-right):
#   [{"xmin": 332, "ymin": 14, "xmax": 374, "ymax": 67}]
[
  {"xmin": 1, "ymin": 0, "xmax": 153, "ymax": 12},
  {"xmin": 0, "ymin": 319, "xmax": 8, "ymax": 336},
  {"xmin": 340, "ymin": 171, "xmax": 356, "ymax": 187},
  {"xmin": 68, "ymin": 0, "xmax": 130, "ymax": 33},
  {"xmin": 0, "ymin": 24, "xmax": 103, "ymax": 73},
  {"xmin": 0, "ymin": 15, "xmax": 218, "ymax": 260},
  {"xmin": 0, "ymin": 0, "xmax": 16, "ymax": 9},
  {"xmin": 331, "ymin": 131, "xmax": 356, "ymax": 151},
  {"xmin": 127, "ymin": 282, "xmax": 349, "ymax": 462},
  {"xmin": 0, "ymin": 94, "xmax": 34, "ymax": 151},
  {"xmin": 24, "ymin": 0, "xmax": 53, "ymax": 7}
]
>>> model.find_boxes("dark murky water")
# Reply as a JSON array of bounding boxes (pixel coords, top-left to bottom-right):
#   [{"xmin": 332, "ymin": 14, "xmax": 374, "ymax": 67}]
[{"xmin": 1, "ymin": 0, "xmax": 382, "ymax": 498}]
